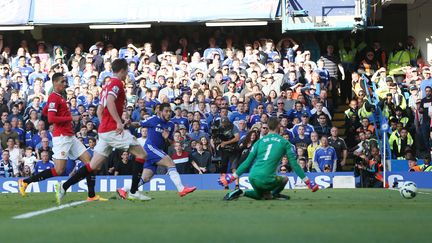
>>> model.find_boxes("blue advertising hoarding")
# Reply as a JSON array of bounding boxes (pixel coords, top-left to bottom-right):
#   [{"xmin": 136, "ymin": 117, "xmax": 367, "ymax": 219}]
[{"xmin": 1, "ymin": 172, "xmax": 430, "ymax": 193}]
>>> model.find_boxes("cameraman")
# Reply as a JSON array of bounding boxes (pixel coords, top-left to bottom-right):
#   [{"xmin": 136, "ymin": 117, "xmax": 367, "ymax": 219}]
[
  {"xmin": 355, "ymin": 146, "xmax": 383, "ymax": 188},
  {"xmin": 212, "ymin": 117, "xmax": 240, "ymax": 179}
]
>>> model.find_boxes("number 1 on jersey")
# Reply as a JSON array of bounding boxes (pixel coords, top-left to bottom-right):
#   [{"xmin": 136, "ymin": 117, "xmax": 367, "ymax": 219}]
[{"xmin": 263, "ymin": 144, "xmax": 273, "ymax": 160}]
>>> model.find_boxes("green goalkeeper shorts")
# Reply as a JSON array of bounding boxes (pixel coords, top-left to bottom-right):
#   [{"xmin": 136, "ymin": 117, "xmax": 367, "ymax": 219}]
[{"xmin": 249, "ymin": 175, "xmax": 285, "ymax": 195}]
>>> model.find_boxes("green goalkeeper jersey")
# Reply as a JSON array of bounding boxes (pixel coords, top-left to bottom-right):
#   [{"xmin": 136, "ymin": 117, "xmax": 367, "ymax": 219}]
[{"xmin": 236, "ymin": 133, "xmax": 297, "ymax": 178}]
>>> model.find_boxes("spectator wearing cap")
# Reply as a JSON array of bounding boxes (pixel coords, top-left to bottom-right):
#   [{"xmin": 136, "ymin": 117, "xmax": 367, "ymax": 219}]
[
  {"xmin": 407, "ymin": 84, "xmax": 420, "ymax": 109},
  {"xmin": 390, "ymin": 106, "xmax": 410, "ymax": 127},
  {"xmin": 292, "ymin": 112, "xmax": 315, "ymax": 138}
]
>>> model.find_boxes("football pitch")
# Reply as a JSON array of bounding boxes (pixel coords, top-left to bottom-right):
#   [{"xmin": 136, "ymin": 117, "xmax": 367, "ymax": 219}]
[{"xmin": 0, "ymin": 189, "xmax": 430, "ymax": 243}]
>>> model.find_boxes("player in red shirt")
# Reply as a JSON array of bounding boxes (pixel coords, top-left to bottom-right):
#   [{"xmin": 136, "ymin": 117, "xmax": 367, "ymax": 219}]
[
  {"xmin": 59, "ymin": 58, "xmax": 150, "ymax": 201},
  {"xmin": 18, "ymin": 73, "xmax": 106, "ymax": 202}
]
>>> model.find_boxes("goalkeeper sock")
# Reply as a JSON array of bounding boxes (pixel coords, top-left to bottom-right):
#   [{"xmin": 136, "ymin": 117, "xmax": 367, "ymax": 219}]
[
  {"xmin": 168, "ymin": 167, "xmax": 184, "ymax": 192},
  {"xmin": 244, "ymin": 190, "xmax": 262, "ymax": 200},
  {"xmin": 23, "ymin": 168, "xmax": 56, "ymax": 184},
  {"xmin": 130, "ymin": 158, "xmax": 145, "ymax": 194},
  {"xmin": 86, "ymin": 173, "xmax": 96, "ymax": 198},
  {"xmin": 63, "ymin": 164, "xmax": 92, "ymax": 191}
]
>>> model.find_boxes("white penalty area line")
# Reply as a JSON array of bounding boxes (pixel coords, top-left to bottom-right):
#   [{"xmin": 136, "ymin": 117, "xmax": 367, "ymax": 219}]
[
  {"xmin": 12, "ymin": 200, "xmax": 88, "ymax": 219},
  {"xmin": 388, "ymin": 188, "xmax": 432, "ymax": 195}
]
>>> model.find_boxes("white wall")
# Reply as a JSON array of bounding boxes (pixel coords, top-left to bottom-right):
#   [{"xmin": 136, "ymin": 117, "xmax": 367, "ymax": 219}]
[{"xmin": 407, "ymin": 1, "xmax": 432, "ymax": 62}]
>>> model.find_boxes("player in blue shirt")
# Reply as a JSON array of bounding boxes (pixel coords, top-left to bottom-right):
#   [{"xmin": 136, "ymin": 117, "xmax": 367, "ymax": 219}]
[
  {"xmin": 313, "ymin": 137, "xmax": 338, "ymax": 172},
  {"xmin": 117, "ymin": 103, "xmax": 196, "ymax": 199}
]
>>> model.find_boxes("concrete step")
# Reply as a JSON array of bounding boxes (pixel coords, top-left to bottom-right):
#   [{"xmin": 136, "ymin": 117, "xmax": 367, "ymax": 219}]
[
  {"xmin": 335, "ymin": 105, "xmax": 348, "ymax": 113},
  {"xmin": 332, "ymin": 120, "xmax": 345, "ymax": 128},
  {"xmin": 333, "ymin": 113, "xmax": 345, "ymax": 120}
]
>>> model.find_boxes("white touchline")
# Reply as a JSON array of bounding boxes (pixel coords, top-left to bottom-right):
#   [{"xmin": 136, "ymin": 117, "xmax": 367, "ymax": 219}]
[
  {"xmin": 12, "ymin": 200, "xmax": 88, "ymax": 219},
  {"xmin": 389, "ymin": 188, "xmax": 431, "ymax": 195}
]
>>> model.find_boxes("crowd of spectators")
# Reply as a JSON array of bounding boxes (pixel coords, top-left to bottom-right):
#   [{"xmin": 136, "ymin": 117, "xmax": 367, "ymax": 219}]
[{"xmin": 0, "ymin": 31, "xmax": 431, "ymax": 182}]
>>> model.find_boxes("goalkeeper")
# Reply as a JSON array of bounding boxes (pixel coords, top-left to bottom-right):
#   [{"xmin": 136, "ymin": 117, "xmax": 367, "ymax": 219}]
[{"xmin": 219, "ymin": 117, "xmax": 319, "ymax": 200}]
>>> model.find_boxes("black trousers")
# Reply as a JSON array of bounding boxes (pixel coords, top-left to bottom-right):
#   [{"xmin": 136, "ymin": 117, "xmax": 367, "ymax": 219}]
[{"xmin": 220, "ymin": 149, "xmax": 239, "ymax": 173}]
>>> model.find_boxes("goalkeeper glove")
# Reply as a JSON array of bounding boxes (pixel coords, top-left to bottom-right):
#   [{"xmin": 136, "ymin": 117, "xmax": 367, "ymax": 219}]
[
  {"xmin": 305, "ymin": 179, "xmax": 319, "ymax": 192},
  {"xmin": 218, "ymin": 173, "xmax": 236, "ymax": 187}
]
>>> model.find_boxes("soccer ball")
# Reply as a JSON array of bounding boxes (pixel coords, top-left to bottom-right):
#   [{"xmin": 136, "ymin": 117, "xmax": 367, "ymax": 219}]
[{"xmin": 399, "ymin": 181, "xmax": 417, "ymax": 199}]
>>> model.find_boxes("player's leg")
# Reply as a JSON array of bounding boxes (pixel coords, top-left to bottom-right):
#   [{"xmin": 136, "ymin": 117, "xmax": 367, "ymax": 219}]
[
  {"xmin": 243, "ymin": 177, "xmax": 264, "ymax": 200},
  {"xmin": 271, "ymin": 176, "xmax": 290, "ymax": 200},
  {"xmin": 156, "ymin": 155, "xmax": 197, "ymax": 196},
  {"xmin": 125, "ymin": 168, "xmax": 153, "ymax": 201},
  {"xmin": 230, "ymin": 154, "xmax": 241, "ymax": 189},
  {"xmin": 19, "ymin": 137, "xmax": 68, "ymax": 196},
  {"xmin": 61, "ymin": 137, "xmax": 111, "ymax": 194},
  {"xmin": 76, "ymin": 151, "xmax": 96, "ymax": 199},
  {"xmin": 127, "ymin": 144, "xmax": 147, "ymax": 195}
]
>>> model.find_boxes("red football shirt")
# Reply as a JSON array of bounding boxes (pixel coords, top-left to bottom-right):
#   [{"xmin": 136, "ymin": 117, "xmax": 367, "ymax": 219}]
[
  {"xmin": 98, "ymin": 77, "xmax": 125, "ymax": 133},
  {"xmin": 47, "ymin": 92, "xmax": 74, "ymax": 136}
]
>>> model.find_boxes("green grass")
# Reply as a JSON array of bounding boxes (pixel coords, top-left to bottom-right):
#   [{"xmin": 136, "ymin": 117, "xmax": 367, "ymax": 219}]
[{"xmin": 0, "ymin": 189, "xmax": 430, "ymax": 243}]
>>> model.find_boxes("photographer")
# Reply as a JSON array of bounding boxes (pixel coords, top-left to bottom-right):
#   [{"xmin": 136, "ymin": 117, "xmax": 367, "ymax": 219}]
[
  {"xmin": 211, "ymin": 117, "xmax": 240, "ymax": 182},
  {"xmin": 355, "ymin": 146, "xmax": 383, "ymax": 188}
]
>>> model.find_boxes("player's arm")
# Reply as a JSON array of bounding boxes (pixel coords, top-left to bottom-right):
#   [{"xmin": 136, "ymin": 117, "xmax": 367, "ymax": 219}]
[
  {"xmin": 47, "ymin": 100, "xmax": 72, "ymax": 123},
  {"xmin": 285, "ymin": 142, "xmax": 307, "ymax": 180},
  {"xmin": 106, "ymin": 94, "xmax": 124, "ymax": 134},
  {"xmin": 96, "ymin": 104, "xmax": 103, "ymax": 122},
  {"xmin": 286, "ymin": 141, "xmax": 319, "ymax": 191},
  {"xmin": 218, "ymin": 141, "xmax": 259, "ymax": 186}
]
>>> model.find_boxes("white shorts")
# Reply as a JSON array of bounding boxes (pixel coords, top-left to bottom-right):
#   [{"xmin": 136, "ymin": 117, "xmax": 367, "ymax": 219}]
[
  {"xmin": 94, "ymin": 130, "xmax": 140, "ymax": 157},
  {"xmin": 52, "ymin": 136, "xmax": 87, "ymax": 160}
]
